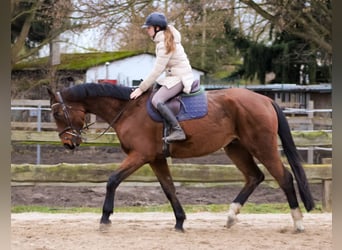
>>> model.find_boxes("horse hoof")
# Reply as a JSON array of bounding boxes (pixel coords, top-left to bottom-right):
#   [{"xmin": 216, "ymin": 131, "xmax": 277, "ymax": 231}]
[
  {"xmin": 294, "ymin": 226, "xmax": 305, "ymax": 233},
  {"xmin": 174, "ymin": 227, "xmax": 185, "ymax": 233},
  {"xmin": 99, "ymin": 222, "xmax": 111, "ymax": 233},
  {"xmin": 226, "ymin": 215, "xmax": 237, "ymax": 228},
  {"xmin": 99, "ymin": 219, "xmax": 112, "ymax": 233}
]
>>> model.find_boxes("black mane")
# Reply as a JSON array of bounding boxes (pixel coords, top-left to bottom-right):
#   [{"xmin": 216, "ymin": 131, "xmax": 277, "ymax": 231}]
[{"xmin": 62, "ymin": 83, "xmax": 133, "ymax": 101}]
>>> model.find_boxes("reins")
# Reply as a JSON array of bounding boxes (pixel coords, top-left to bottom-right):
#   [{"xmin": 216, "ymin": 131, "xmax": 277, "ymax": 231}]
[
  {"xmin": 86, "ymin": 104, "xmax": 127, "ymax": 141},
  {"xmin": 87, "ymin": 97, "xmax": 140, "ymax": 141}
]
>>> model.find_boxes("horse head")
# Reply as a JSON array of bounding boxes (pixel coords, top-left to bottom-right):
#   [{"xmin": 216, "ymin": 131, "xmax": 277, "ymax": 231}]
[{"xmin": 47, "ymin": 87, "xmax": 86, "ymax": 150}]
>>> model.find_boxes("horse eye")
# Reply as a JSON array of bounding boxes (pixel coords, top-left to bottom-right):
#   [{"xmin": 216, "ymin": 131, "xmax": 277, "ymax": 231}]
[{"xmin": 53, "ymin": 111, "xmax": 62, "ymax": 120}]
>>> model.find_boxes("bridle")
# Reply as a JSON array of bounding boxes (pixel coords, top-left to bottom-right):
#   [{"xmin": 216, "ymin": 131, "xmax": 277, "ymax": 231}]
[
  {"xmin": 51, "ymin": 91, "xmax": 130, "ymax": 143},
  {"xmin": 51, "ymin": 92, "xmax": 86, "ymax": 142}
]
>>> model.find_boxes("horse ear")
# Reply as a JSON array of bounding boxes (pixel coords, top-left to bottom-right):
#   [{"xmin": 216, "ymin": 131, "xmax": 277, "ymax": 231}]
[
  {"xmin": 46, "ymin": 86, "xmax": 55, "ymax": 99},
  {"xmin": 45, "ymin": 86, "xmax": 57, "ymax": 103}
]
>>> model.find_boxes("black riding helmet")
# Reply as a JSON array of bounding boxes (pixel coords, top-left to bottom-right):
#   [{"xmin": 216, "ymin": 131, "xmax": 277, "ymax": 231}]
[{"xmin": 142, "ymin": 12, "xmax": 168, "ymax": 30}]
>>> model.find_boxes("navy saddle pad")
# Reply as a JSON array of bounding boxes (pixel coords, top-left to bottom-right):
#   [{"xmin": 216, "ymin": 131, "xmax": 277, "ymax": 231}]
[{"xmin": 146, "ymin": 82, "xmax": 208, "ymax": 122}]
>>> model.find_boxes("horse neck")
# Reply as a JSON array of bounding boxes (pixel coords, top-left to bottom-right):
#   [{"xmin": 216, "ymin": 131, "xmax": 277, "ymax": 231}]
[{"xmin": 81, "ymin": 97, "xmax": 129, "ymax": 124}]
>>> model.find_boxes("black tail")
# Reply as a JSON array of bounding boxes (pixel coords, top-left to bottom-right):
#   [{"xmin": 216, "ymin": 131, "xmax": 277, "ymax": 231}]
[{"xmin": 272, "ymin": 101, "xmax": 315, "ymax": 211}]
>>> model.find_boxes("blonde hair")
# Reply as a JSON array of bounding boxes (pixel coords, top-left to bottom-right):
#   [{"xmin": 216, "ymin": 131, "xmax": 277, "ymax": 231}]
[{"xmin": 164, "ymin": 26, "xmax": 175, "ymax": 54}]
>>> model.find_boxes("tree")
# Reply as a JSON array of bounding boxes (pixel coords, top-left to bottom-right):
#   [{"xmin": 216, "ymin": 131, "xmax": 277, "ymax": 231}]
[
  {"xmin": 11, "ymin": 0, "xmax": 245, "ymax": 77},
  {"xmin": 117, "ymin": 1, "xmax": 239, "ymax": 74},
  {"xmin": 18, "ymin": 0, "xmax": 331, "ymax": 85},
  {"xmin": 71, "ymin": 0, "xmax": 153, "ymax": 47},
  {"xmin": 11, "ymin": 0, "xmax": 75, "ymax": 66},
  {"xmin": 225, "ymin": 22, "xmax": 331, "ymax": 84},
  {"xmin": 181, "ymin": 0, "xmax": 237, "ymax": 72},
  {"xmin": 239, "ymin": 0, "xmax": 332, "ymax": 56},
  {"xmin": 224, "ymin": 0, "xmax": 332, "ymax": 84}
]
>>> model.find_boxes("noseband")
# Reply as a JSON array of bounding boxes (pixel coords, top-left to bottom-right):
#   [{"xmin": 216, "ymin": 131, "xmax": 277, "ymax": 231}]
[{"xmin": 52, "ymin": 92, "xmax": 84, "ymax": 141}]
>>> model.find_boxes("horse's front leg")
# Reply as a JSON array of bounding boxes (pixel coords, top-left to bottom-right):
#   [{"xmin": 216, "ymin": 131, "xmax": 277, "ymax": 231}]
[
  {"xmin": 150, "ymin": 158, "xmax": 186, "ymax": 232},
  {"xmin": 100, "ymin": 153, "xmax": 145, "ymax": 228}
]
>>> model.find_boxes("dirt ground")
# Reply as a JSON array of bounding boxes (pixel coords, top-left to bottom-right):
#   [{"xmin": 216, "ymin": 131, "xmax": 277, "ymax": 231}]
[
  {"xmin": 11, "ymin": 212, "xmax": 332, "ymax": 250},
  {"xmin": 11, "ymin": 144, "xmax": 332, "ymax": 249},
  {"xmin": 11, "ymin": 182, "xmax": 324, "ymax": 208}
]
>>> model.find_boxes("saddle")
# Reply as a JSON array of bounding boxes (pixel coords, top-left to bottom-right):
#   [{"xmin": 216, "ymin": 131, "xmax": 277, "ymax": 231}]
[{"xmin": 146, "ymin": 80, "xmax": 208, "ymax": 122}]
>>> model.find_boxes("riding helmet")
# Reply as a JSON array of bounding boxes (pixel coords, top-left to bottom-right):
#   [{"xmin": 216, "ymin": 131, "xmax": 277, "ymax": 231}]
[{"xmin": 142, "ymin": 12, "xmax": 168, "ymax": 29}]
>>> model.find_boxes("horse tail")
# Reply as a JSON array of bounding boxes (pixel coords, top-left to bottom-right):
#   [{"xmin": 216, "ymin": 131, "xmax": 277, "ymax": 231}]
[{"xmin": 271, "ymin": 101, "xmax": 315, "ymax": 212}]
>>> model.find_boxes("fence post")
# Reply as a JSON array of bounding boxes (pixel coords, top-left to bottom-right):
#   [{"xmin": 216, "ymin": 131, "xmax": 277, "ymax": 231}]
[
  {"xmin": 307, "ymin": 101, "xmax": 314, "ymax": 163},
  {"xmin": 322, "ymin": 179, "xmax": 332, "ymax": 212},
  {"xmin": 36, "ymin": 105, "xmax": 41, "ymax": 165},
  {"xmin": 90, "ymin": 114, "xmax": 96, "ymax": 133}
]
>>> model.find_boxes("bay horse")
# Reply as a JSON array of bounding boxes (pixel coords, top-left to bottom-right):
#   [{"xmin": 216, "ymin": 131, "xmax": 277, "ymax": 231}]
[{"xmin": 47, "ymin": 83, "xmax": 314, "ymax": 232}]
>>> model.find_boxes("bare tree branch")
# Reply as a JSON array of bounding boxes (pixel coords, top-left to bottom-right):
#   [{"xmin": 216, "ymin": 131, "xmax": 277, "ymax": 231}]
[
  {"xmin": 239, "ymin": 0, "xmax": 332, "ymax": 55},
  {"xmin": 11, "ymin": 0, "xmax": 43, "ymax": 65}
]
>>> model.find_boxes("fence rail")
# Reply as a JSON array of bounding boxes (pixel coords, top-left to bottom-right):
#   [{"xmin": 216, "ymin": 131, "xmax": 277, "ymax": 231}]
[
  {"xmin": 11, "ymin": 130, "xmax": 332, "ymax": 164},
  {"xmin": 11, "ymin": 162, "xmax": 332, "ymax": 212},
  {"xmin": 11, "ymin": 163, "xmax": 331, "ymax": 183},
  {"xmin": 11, "ymin": 130, "xmax": 332, "ymax": 145},
  {"xmin": 11, "ymin": 99, "xmax": 332, "ymax": 131}
]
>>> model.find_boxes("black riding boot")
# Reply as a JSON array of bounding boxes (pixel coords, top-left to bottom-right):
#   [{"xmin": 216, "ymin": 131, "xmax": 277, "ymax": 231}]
[{"xmin": 156, "ymin": 103, "xmax": 186, "ymax": 142}]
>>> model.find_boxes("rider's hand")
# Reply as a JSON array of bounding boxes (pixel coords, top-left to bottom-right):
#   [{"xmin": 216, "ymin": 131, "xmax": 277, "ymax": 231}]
[{"xmin": 130, "ymin": 88, "xmax": 143, "ymax": 99}]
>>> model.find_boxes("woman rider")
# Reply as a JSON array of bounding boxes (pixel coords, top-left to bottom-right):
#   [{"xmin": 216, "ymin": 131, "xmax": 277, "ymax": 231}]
[{"xmin": 130, "ymin": 12, "xmax": 196, "ymax": 142}]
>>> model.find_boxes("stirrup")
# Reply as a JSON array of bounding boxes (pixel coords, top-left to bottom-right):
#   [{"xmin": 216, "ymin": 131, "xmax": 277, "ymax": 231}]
[{"xmin": 163, "ymin": 131, "xmax": 186, "ymax": 143}]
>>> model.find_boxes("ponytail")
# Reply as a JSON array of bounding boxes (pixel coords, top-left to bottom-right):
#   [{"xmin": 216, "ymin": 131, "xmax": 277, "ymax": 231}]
[{"xmin": 164, "ymin": 26, "xmax": 175, "ymax": 54}]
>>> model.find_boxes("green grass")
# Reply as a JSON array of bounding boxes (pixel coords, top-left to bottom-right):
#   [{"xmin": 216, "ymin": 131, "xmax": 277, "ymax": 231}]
[{"xmin": 11, "ymin": 203, "xmax": 325, "ymax": 214}]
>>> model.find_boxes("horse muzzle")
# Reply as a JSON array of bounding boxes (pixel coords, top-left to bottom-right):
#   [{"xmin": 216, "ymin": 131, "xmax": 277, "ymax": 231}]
[
  {"xmin": 59, "ymin": 130, "xmax": 82, "ymax": 150},
  {"xmin": 63, "ymin": 141, "xmax": 79, "ymax": 150},
  {"xmin": 62, "ymin": 137, "xmax": 82, "ymax": 150}
]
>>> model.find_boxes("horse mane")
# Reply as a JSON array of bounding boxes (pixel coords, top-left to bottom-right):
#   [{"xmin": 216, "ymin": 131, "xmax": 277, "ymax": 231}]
[{"xmin": 62, "ymin": 83, "xmax": 133, "ymax": 101}]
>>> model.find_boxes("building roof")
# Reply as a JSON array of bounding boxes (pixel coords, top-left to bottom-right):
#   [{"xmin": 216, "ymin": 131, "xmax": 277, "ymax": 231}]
[
  {"xmin": 13, "ymin": 51, "xmax": 207, "ymax": 74},
  {"xmin": 12, "ymin": 51, "xmax": 146, "ymax": 71}
]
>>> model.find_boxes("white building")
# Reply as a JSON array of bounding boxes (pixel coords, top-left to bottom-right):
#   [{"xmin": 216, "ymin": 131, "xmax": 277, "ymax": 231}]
[{"xmin": 85, "ymin": 53, "xmax": 205, "ymax": 86}]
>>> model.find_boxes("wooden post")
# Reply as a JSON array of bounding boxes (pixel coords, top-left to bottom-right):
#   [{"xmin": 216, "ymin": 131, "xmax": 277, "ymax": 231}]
[
  {"xmin": 322, "ymin": 179, "xmax": 332, "ymax": 212},
  {"xmin": 307, "ymin": 100, "xmax": 314, "ymax": 129},
  {"xmin": 90, "ymin": 114, "xmax": 97, "ymax": 133},
  {"xmin": 307, "ymin": 101, "xmax": 314, "ymax": 163},
  {"xmin": 49, "ymin": 39, "xmax": 60, "ymax": 91}
]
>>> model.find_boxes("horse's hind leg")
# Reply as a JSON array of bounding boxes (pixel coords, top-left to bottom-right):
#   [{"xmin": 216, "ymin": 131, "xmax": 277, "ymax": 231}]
[
  {"xmin": 224, "ymin": 141, "xmax": 265, "ymax": 228},
  {"xmin": 258, "ymin": 154, "xmax": 304, "ymax": 232},
  {"xmin": 150, "ymin": 158, "xmax": 186, "ymax": 232}
]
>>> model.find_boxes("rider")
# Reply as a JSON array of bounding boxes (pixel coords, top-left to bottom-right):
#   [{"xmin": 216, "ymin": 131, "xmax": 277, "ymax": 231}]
[{"xmin": 130, "ymin": 12, "xmax": 195, "ymax": 142}]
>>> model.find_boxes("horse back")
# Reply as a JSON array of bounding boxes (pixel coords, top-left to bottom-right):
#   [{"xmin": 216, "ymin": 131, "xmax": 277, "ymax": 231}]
[{"xmin": 207, "ymin": 88, "xmax": 278, "ymax": 132}]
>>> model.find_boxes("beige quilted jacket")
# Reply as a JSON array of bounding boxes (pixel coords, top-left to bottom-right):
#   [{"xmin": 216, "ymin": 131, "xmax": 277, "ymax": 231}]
[{"xmin": 138, "ymin": 25, "xmax": 194, "ymax": 94}]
